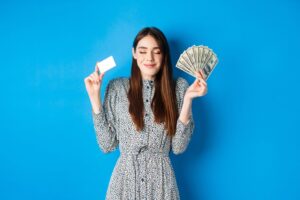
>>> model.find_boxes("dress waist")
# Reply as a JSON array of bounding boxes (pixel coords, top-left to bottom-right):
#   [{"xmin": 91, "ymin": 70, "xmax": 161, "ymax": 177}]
[{"xmin": 120, "ymin": 149, "xmax": 169, "ymax": 158}]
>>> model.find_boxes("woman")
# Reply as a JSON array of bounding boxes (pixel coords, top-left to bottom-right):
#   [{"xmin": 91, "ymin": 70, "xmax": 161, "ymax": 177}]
[{"xmin": 84, "ymin": 27, "xmax": 207, "ymax": 200}]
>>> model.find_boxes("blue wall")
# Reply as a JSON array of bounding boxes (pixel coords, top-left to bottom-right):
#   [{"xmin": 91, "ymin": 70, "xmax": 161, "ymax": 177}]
[{"xmin": 1, "ymin": 0, "xmax": 299, "ymax": 199}]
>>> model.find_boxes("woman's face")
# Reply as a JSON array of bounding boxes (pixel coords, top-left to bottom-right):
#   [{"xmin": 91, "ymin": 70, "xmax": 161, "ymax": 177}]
[{"xmin": 132, "ymin": 35, "xmax": 163, "ymax": 80}]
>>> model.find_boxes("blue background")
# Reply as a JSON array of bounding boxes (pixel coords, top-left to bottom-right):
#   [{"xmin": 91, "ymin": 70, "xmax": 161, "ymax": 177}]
[{"xmin": 1, "ymin": 0, "xmax": 299, "ymax": 199}]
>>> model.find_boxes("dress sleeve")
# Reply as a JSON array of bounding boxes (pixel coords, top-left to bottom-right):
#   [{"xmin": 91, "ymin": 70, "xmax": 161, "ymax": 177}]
[
  {"xmin": 172, "ymin": 77, "xmax": 195, "ymax": 155},
  {"xmin": 92, "ymin": 79, "xmax": 119, "ymax": 153}
]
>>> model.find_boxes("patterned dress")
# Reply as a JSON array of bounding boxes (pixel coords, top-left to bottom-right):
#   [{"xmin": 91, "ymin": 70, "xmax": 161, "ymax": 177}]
[{"xmin": 92, "ymin": 77, "xmax": 195, "ymax": 200}]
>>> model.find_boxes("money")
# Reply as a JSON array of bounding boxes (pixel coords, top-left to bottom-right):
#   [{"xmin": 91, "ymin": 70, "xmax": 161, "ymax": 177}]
[{"xmin": 176, "ymin": 45, "xmax": 218, "ymax": 81}]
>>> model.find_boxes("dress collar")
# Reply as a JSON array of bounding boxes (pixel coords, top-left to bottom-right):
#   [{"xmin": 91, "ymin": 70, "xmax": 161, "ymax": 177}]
[{"xmin": 142, "ymin": 79, "xmax": 154, "ymax": 85}]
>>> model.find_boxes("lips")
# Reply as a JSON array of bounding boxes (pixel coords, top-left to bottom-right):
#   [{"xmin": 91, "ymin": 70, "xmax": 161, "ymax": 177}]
[{"xmin": 144, "ymin": 63, "xmax": 156, "ymax": 68}]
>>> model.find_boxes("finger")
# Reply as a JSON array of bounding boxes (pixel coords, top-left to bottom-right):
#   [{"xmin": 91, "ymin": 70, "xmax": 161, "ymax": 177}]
[
  {"xmin": 194, "ymin": 80, "xmax": 203, "ymax": 89},
  {"xmin": 95, "ymin": 74, "xmax": 100, "ymax": 84},
  {"xmin": 193, "ymin": 77, "xmax": 201, "ymax": 86},
  {"xmin": 200, "ymin": 81, "xmax": 208, "ymax": 90},
  {"xmin": 91, "ymin": 74, "xmax": 99, "ymax": 84},
  {"xmin": 196, "ymin": 76, "xmax": 205, "ymax": 85},
  {"xmin": 89, "ymin": 75, "xmax": 95, "ymax": 84},
  {"xmin": 99, "ymin": 72, "xmax": 105, "ymax": 81},
  {"xmin": 198, "ymin": 76, "xmax": 207, "ymax": 85},
  {"xmin": 93, "ymin": 71, "xmax": 100, "ymax": 80},
  {"xmin": 197, "ymin": 73, "xmax": 207, "ymax": 85},
  {"xmin": 200, "ymin": 78, "xmax": 207, "ymax": 86},
  {"xmin": 195, "ymin": 71, "xmax": 205, "ymax": 80},
  {"xmin": 195, "ymin": 74, "xmax": 202, "ymax": 80},
  {"xmin": 194, "ymin": 80, "xmax": 206, "ymax": 90},
  {"xmin": 194, "ymin": 73, "xmax": 203, "ymax": 83},
  {"xmin": 199, "ymin": 70, "xmax": 205, "ymax": 79},
  {"xmin": 200, "ymin": 82, "xmax": 207, "ymax": 89},
  {"xmin": 195, "ymin": 71, "xmax": 201, "ymax": 78},
  {"xmin": 85, "ymin": 76, "xmax": 94, "ymax": 84}
]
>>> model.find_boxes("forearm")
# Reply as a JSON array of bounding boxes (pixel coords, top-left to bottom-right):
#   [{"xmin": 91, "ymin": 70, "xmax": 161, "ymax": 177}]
[
  {"xmin": 92, "ymin": 111, "xmax": 118, "ymax": 153},
  {"xmin": 90, "ymin": 96, "xmax": 102, "ymax": 114},
  {"xmin": 172, "ymin": 96, "xmax": 195, "ymax": 155},
  {"xmin": 178, "ymin": 96, "xmax": 192, "ymax": 125}
]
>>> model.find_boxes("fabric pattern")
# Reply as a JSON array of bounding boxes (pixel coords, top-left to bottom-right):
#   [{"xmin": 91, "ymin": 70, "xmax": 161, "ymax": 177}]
[{"xmin": 92, "ymin": 77, "xmax": 195, "ymax": 200}]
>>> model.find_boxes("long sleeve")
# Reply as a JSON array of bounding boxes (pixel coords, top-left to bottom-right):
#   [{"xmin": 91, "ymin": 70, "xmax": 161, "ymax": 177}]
[
  {"xmin": 172, "ymin": 77, "xmax": 195, "ymax": 155},
  {"xmin": 92, "ymin": 79, "xmax": 119, "ymax": 153}
]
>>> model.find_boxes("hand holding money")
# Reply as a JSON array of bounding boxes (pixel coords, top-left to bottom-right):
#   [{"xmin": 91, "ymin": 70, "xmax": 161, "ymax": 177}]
[{"xmin": 185, "ymin": 70, "xmax": 208, "ymax": 100}]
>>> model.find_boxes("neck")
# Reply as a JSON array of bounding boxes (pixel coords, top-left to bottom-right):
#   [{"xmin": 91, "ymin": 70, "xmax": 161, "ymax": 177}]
[{"xmin": 142, "ymin": 76, "xmax": 155, "ymax": 81}]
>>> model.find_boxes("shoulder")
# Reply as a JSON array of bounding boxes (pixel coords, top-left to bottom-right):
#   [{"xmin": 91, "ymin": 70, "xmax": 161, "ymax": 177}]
[
  {"xmin": 174, "ymin": 77, "xmax": 190, "ymax": 106},
  {"xmin": 105, "ymin": 77, "xmax": 129, "ymax": 95},
  {"xmin": 107, "ymin": 77, "xmax": 129, "ymax": 88}
]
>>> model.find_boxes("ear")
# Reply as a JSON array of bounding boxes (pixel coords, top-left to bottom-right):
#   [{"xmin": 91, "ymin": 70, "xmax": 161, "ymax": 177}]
[{"xmin": 132, "ymin": 48, "xmax": 137, "ymax": 59}]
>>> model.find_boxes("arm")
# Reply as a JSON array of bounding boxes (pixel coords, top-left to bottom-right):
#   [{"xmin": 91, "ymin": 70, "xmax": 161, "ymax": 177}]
[
  {"xmin": 92, "ymin": 79, "xmax": 119, "ymax": 153},
  {"xmin": 172, "ymin": 71, "xmax": 208, "ymax": 155},
  {"xmin": 172, "ymin": 78, "xmax": 195, "ymax": 155}
]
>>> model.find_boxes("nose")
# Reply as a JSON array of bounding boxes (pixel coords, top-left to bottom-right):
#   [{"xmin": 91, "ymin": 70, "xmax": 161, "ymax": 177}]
[{"xmin": 146, "ymin": 52, "xmax": 154, "ymax": 61}]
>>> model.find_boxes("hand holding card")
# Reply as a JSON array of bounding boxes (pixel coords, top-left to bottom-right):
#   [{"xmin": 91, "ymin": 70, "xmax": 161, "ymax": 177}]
[{"xmin": 96, "ymin": 56, "xmax": 117, "ymax": 73}]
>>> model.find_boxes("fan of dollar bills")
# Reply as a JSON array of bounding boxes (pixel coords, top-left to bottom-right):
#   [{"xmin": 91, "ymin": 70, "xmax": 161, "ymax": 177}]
[{"xmin": 176, "ymin": 45, "xmax": 219, "ymax": 81}]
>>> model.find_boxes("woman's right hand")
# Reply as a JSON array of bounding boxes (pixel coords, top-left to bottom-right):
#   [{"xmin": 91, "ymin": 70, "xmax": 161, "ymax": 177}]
[{"xmin": 84, "ymin": 64, "xmax": 105, "ymax": 110}]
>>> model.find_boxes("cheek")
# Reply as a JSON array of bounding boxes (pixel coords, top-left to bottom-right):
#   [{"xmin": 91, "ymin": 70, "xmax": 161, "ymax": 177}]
[
  {"xmin": 136, "ymin": 57, "xmax": 145, "ymax": 67},
  {"xmin": 156, "ymin": 55, "xmax": 163, "ymax": 63},
  {"xmin": 137, "ymin": 54, "xmax": 145, "ymax": 61},
  {"xmin": 136, "ymin": 57, "xmax": 144, "ymax": 64}
]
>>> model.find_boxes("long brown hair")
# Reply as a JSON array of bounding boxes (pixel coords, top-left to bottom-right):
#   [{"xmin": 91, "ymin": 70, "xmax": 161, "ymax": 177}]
[{"xmin": 127, "ymin": 27, "xmax": 178, "ymax": 137}]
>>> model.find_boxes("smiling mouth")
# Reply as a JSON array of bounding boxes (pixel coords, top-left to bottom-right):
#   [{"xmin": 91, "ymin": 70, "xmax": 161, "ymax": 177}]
[{"xmin": 144, "ymin": 64, "xmax": 156, "ymax": 67}]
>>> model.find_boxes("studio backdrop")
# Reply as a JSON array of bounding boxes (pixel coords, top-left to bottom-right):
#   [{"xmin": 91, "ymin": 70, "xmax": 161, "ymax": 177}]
[{"xmin": 1, "ymin": 0, "xmax": 299, "ymax": 199}]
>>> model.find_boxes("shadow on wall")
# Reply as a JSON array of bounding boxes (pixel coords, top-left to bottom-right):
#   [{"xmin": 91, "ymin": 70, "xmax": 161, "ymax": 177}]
[
  {"xmin": 168, "ymin": 34, "xmax": 246, "ymax": 199},
  {"xmin": 167, "ymin": 37, "xmax": 211, "ymax": 199}
]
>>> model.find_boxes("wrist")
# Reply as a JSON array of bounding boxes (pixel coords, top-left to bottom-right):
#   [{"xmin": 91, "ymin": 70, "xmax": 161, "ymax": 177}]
[
  {"xmin": 91, "ymin": 98, "xmax": 101, "ymax": 113},
  {"xmin": 184, "ymin": 95, "xmax": 193, "ymax": 104},
  {"xmin": 92, "ymin": 105, "xmax": 101, "ymax": 114}
]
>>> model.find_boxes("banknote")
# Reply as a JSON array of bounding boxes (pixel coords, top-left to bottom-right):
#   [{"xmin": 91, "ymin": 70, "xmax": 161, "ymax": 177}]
[{"xmin": 176, "ymin": 45, "xmax": 218, "ymax": 81}]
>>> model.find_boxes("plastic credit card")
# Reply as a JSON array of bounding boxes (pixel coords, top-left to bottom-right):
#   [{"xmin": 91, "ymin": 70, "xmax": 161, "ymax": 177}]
[{"xmin": 96, "ymin": 56, "xmax": 116, "ymax": 73}]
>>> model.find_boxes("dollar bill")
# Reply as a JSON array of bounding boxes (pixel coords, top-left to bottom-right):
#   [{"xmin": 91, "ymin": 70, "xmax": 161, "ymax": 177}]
[
  {"xmin": 176, "ymin": 58, "xmax": 194, "ymax": 74},
  {"xmin": 175, "ymin": 45, "xmax": 219, "ymax": 81},
  {"xmin": 176, "ymin": 61, "xmax": 197, "ymax": 78},
  {"xmin": 186, "ymin": 46, "xmax": 197, "ymax": 72},
  {"xmin": 181, "ymin": 51, "xmax": 194, "ymax": 71}
]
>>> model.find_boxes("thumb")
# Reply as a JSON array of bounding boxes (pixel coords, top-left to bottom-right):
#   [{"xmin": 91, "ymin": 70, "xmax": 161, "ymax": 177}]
[{"xmin": 192, "ymin": 77, "xmax": 201, "ymax": 86}]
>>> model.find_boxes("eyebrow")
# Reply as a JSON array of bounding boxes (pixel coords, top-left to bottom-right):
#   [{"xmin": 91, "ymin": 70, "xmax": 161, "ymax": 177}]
[{"xmin": 137, "ymin": 46, "xmax": 160, "ymax": 50}]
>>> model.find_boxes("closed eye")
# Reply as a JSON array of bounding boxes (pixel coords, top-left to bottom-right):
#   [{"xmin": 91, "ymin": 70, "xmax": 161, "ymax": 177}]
[{"xmin": 138, "ymin": 50, "xmax": 161, "ymax": 54}]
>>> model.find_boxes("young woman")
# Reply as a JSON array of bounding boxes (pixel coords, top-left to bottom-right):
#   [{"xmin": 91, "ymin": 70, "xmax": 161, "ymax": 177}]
[{"xmin": 84, "ymin": 27, "xmax": 207, "ymax": 200}]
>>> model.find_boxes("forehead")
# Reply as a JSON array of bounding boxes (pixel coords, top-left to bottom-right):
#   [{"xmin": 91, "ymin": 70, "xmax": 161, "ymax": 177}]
[{"xmin": 137, "ymin": 35, "xmax": 160, "ymax": 49}]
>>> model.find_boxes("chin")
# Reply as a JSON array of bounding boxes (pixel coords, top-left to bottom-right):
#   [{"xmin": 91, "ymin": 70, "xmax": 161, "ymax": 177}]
[{"xmin": 144, "ymin": 69, "xmax": 160, "ymax": 76}]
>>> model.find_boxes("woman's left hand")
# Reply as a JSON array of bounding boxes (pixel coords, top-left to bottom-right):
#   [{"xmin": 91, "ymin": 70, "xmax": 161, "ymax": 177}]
[{"xmin": 184, "ymin": 70, "xmax": 208, "ymax": 100}]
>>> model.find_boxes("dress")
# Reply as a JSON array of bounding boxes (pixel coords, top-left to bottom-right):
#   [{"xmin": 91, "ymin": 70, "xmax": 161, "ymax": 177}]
[{"xmin": 92, "ymin": 77, "xmax": 195, "ymax": 200}]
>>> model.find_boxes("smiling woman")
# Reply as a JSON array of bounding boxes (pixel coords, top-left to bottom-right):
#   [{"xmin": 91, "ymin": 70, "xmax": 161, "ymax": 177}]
[{"xmin": 84, "ymin": 27, "xmax": 208, "ymax": 200}]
